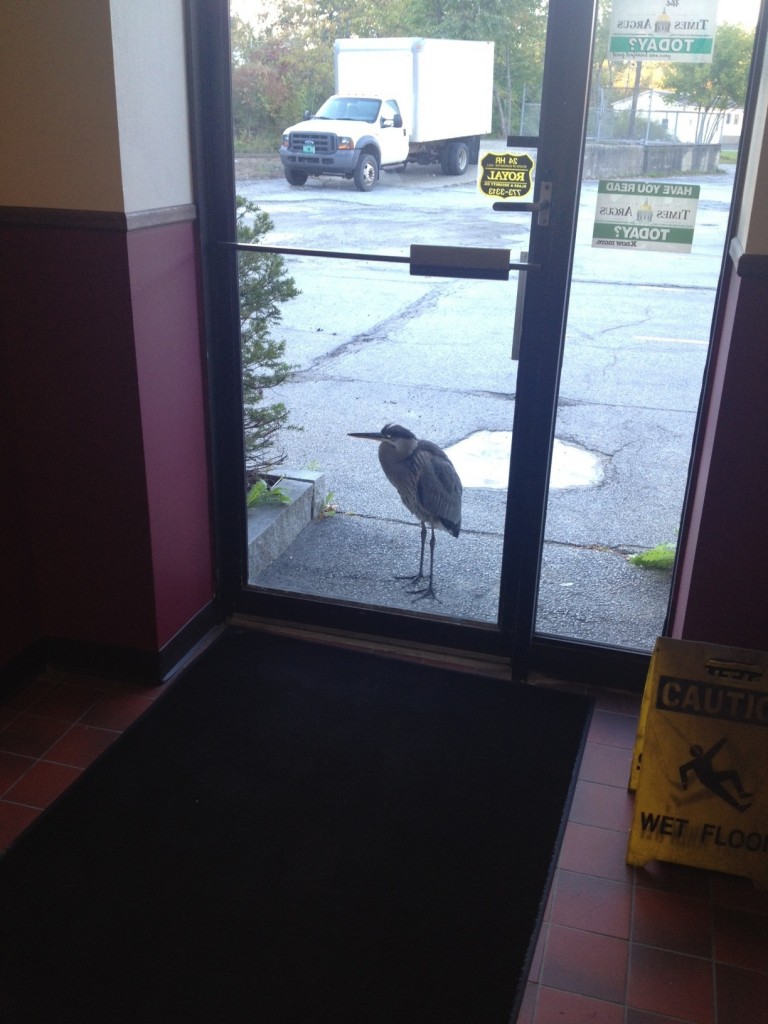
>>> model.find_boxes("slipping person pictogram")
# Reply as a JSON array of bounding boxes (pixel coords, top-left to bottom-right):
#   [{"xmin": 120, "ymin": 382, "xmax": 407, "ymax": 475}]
[{"xmin": 679, "ymin": 737, "xmax": 753, "ymax": 812}]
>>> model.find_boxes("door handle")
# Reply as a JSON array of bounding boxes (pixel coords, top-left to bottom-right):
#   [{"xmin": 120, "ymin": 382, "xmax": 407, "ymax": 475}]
[{"xmin": 493, "ymin": 181, "xmax": 553, "ymax": 226}]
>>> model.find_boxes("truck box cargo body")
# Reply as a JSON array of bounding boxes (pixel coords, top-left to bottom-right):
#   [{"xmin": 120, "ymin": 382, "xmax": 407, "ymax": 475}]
[
  {"xmin": 334, "ymin": 38, "xmax": 494, "ymax": 144},
  {"xmin": 279, "ymin": 37, "xmax": 495, "ymax": 192}
]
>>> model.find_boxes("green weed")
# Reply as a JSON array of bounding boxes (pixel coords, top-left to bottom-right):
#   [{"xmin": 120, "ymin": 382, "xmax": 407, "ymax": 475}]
[
  {"xmin": 247, "ymin": 478, "xmax": 291, "ymax": 507},
  {"xmin": 628, "ymin": 542, "xmax": 676, "ymax": 571}
]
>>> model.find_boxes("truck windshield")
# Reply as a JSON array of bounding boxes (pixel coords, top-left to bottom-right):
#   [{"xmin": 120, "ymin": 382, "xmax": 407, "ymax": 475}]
[{"xmin": 314, "ymin": 97, "xmax": 381, "ymax": 123}]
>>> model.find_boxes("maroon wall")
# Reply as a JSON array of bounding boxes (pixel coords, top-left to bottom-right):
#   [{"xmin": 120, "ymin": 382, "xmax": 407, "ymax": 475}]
[
  {"xmin": 0, "ymin": 214, "xmax": 213, "ymax": 667},
  {"xmin": 2, "ymin": 211, "xmax": 766, "ymax": 670},
  {"xmin": 128, "ymin": 221, "xmax": 214, "ymax": 645},
  {"xmin": 672, "ymin": 263, "xmax": 768, "ymax": 649},
  {"xmin": 0, "ymin": 398, "xmax": 39, "ymax": 666}
]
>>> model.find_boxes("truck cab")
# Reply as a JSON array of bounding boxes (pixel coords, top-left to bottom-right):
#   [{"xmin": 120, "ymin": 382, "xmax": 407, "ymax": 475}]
[{"xmin": 280, "ymin": 95, "xmax": 409, "ymax": 192}]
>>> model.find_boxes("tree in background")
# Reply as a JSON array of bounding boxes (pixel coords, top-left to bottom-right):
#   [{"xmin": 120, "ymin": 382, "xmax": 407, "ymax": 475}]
[
  {"xmin": 236, "ymin": 196, "xmax": 300, "ymax": 474},
  {"xmin": 403, "ymin": 0, "xmax": 547, "ymax": 136},
  {"xmin": 231, "ymin": 14, "xmax": 320, "ymax": 145},
  {"xmin": 660, "ymin": 24, "xmax": 754, "ymax": 144},
  {"xmin": 274, "ymin": 0, "xmax": 408, "ymax": 47},
  {"xmin": 230, "ymin": 0, "xmax": 549, "ymax": 143},
  {"xmin": 489, "ymin": 2, "xmax": 547, "ymax": 136},
  {"xmin": 230, "ymin": 2, "xmax": 755, "ymax": 147}
]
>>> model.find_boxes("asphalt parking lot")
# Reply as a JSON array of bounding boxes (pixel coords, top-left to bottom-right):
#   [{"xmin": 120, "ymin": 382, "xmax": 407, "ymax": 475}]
[{"xmin": 238, "ymin": 159, "xmax": 735, "ymax": 651}]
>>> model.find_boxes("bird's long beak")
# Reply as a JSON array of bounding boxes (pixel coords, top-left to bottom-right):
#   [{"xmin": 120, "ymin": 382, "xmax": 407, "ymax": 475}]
[{"xmin": 348, "ymin": 431, "xmax": 386, "ymax": 441}]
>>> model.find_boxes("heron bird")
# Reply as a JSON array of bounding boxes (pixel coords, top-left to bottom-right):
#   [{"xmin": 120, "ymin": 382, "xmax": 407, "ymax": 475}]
[{"xmin": 348, "ymin": 423, "xmax": 462, "ymax": 599}]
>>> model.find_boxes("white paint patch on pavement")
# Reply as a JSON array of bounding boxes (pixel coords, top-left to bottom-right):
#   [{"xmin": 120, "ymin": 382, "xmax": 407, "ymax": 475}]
[
  {"xmin": 446, "ymin": 430, "xmax": 604, "ymax": 490},
  {"xmin": 634, "ymin": 335, "xmax": 707, "ymax": 345}
]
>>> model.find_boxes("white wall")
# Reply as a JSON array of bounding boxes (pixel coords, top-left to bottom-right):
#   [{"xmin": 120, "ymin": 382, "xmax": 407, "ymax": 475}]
[
  {"xmin": 110, "ymin": 0, "xmax": 193, "ymax": 213},
  {"xmin": 736, "ymin": 33, "xmax": 768, "ymax": 255},
  {"xmin": 0, "ymin": 0, "xmax": 193, "ymax": 214}
]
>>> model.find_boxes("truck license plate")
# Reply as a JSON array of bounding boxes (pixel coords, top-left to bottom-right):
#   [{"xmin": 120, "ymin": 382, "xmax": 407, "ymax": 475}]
[{"xmin": 303, "ymin": 141, "xmax": 315, "ymax": 154}]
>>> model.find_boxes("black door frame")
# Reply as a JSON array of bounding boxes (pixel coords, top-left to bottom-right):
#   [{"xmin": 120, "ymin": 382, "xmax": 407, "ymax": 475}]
[{"xmin": 187, "ymin": 0, "xmax": 652, "ymax": 690}]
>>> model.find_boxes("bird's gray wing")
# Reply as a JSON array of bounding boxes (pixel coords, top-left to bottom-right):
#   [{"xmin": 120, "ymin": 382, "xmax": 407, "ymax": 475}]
[{"xmin": 417, "ymin": 454, "xmax": 462, "ymax": 536}]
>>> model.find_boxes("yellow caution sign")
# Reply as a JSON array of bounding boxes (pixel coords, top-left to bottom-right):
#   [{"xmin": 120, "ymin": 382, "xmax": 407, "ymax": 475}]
[
  {"xmin": 627, "ymin": 637, "xmax": 768, "ymax": 888},
  {"xmin": 478, "ymin": 152, "xmax": 534, "ymax": 201}
]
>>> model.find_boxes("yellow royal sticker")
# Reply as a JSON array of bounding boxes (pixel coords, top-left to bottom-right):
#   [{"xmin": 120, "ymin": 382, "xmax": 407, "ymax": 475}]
[
  {"xmin": 478, "ymin": 152, "xmax": 534, "ymax": 201},
  {"xmin": 627, "ymin": 637, "xmax": 768, "ymax": 887}
]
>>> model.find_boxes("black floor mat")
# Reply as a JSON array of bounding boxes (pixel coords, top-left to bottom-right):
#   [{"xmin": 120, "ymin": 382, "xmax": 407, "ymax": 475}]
[{"xmin": 0, "ymin": 628, "xmax": 592, "ymax": 1024}]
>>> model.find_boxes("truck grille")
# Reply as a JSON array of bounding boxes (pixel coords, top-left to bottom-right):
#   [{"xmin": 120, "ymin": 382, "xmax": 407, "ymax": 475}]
[{"xmin": 286, "ymin": 132, "xmax": 336, "ymax": 155}]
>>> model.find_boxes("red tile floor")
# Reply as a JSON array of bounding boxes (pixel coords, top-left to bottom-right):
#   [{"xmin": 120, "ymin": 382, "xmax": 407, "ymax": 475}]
[{"xmin": 2, "ymin": 668, "xmax": 768, "ymax": 1022}]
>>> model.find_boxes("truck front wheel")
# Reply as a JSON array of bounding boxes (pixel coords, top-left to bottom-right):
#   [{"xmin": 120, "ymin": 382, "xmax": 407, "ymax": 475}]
[
  {"xmin": 285, "ymin": 169, "xmax": 308, "ymax": 186},
  {"xmin": 441, "ymin": 141, "xmax": 469, "ymax": 176},
  {"xmin": 354, "ymin": 153, "xmax": 378, "ymax": 192}
]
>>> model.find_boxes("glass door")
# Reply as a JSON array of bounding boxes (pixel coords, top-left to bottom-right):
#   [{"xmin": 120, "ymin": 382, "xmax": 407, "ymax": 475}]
[
  {"xmin": 191, "ymin": 0, "xmax": 707, "ymax": 680},
  {"xmin": 192, "ymin": 0, "xmax": 600, "ymax": 663},
  {"xmin": 530, "ymin": 1, "xmax": 760, "ymax": 663}
]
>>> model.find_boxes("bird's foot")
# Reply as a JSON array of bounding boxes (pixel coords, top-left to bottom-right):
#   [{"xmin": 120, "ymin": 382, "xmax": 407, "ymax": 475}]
[
  {"xmin": 394, "ymin": 571, "xmax": 439, "ymax": 600},
  {"xmin": 395, "ymin": 571, "xmax": 426, "ymax": 585}
]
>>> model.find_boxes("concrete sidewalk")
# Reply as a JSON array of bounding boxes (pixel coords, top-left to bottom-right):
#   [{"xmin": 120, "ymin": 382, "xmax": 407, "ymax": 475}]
[{"xmin": 250, "ymin": 503, "xmax": 670, "ymax": 650}]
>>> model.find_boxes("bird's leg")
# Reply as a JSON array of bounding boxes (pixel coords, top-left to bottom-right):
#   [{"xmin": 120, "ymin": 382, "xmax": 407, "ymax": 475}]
[
  {"xmin": 396, "ymin": 521, "xmax": 427, "ymax": 584},
  {"xmin": 417, "ymin": 521, "xmax": 427, "ymax": 581},
  {"xmin": 411, "ymin": 526, "xmax": 438, "ymax": 600}
]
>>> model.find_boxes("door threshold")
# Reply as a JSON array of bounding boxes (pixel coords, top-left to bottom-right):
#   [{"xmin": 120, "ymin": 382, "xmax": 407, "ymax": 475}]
[{"xmin": 228, "ymin": 613, "xmax": 513, "ymax": 681}]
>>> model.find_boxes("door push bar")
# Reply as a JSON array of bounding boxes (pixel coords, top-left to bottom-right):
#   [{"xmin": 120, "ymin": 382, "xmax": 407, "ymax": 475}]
[
  {"xmin": 409, "ymin": 245, "xmax": 538, "ymax": 281},
  {"xmin": 232, "ymin": 242, "xmax": 539, "ymax": 282}
]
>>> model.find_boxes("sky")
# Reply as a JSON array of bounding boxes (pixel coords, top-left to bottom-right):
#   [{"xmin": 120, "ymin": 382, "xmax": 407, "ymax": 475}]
[{"xmin": 716, "ymin": 0, "xmax": 762, "ymax": 24}]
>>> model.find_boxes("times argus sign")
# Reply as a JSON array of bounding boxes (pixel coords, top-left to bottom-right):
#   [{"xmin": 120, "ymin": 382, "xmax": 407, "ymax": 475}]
[
  {"xmin": 608, "ymin": 0, "xmax": 717, "ymax": 63},
  {"xmin": 592, "ymin": 180, "xmax": 700, "ymax": 253}
]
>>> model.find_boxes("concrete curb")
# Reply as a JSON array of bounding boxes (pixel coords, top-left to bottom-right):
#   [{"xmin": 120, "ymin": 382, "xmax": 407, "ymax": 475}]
[{"xmin": 247, "ymin": 470, "xmax": 326, "ymax": 577}]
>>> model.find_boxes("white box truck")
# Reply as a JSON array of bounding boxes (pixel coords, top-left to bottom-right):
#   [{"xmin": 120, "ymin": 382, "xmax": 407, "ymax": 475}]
[{"xmin": 279, "ymin": 37, "xmax": 495, "ymax": 192}]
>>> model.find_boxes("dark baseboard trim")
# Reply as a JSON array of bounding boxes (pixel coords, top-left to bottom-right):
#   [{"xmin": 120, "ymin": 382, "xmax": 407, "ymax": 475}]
[
  {"xmin": 729, "ymin": 236, "xmax": 768, "ymax": 278},
  {"xmin": 127, "ymin": 205, "xmax": 198, "ymax": 232},
  {"xmin": 0, "ymin": 603, "xmax": 223, "ymax": 694},
  {"xmin": 0, "ymin": 204, "xmax": 196, "ymax": 233},
  {"xmin": 530, "ymin": 635, "xmax": 650, "ymax": 693},
  {"xmin": 156, "ymin": 611, "xmax": 227, "ymax": 684},
  {"xmin": 2, "ymin": 612, "xmax": 651, "ymax": 698},
  {"xmin": 0, "ymin": 639, "xmax": 49, "ymax": 694}
]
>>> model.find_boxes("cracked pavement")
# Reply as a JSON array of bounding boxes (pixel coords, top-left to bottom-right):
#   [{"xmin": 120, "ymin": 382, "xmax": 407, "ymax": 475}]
[{"xmin": 238, "ymin": 160, "xmax": 735, "ymax": 652}]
